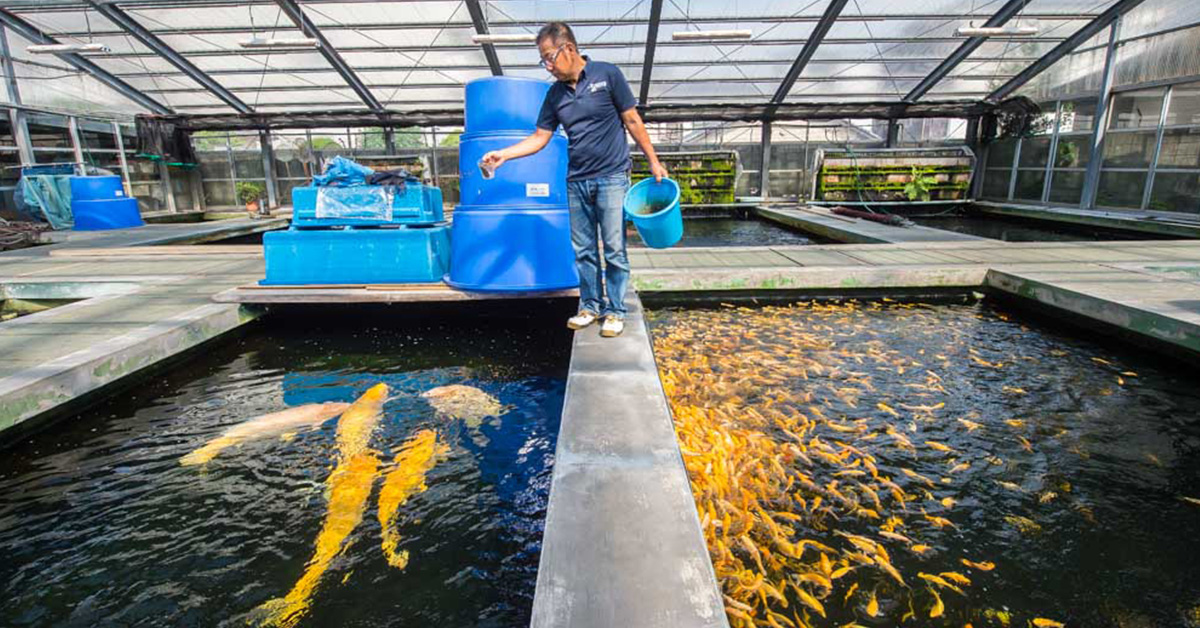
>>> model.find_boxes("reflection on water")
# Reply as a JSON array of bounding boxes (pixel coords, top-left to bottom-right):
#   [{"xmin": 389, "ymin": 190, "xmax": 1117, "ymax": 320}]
[
  {"xmin": 629, "ymin": 217, "xmax": 821, "ymax": 248},
  {"xmin": 0, "ymin": 303, "xmax": 572, "ymax": 627},
  {"xmin": 648, "ymin": 299, "xmax": 1200, "ymax": 628}
]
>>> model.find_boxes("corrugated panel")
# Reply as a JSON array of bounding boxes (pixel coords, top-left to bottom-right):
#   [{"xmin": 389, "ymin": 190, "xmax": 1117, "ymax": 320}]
[{"xmin": 1115, "ymin": 25, "xmax": 1200, "ymax": 88}]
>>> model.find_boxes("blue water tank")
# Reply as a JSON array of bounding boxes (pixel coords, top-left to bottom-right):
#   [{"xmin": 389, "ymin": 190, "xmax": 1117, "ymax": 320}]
[
  {"xmin": 458, "ymin": 131, "xmax": 568, "ymax": 206},
  {"xmin": 291, "ymin": 184, "xmax": 443, "ymax": 227},
  {"xmin": 465, "ymin": 77, "xmax": 554, "ymax": 133},
  {"xmin": 447, "ymin": 77, "xmax": 578, "ymax": 292},
  {"xmin": 261, "ymin": 226, "xmax": 450, "ymax": 285},
  {"xmin": 72, "ymin": 197, "xmax": 144, "ymax": 231},
  {"xmin": 69, "ymin": 175, "xmax": 126, "ymax": 202},
  {"xmin": 446, "ymin": 206, "xmax": 578, "ymax": 291}
]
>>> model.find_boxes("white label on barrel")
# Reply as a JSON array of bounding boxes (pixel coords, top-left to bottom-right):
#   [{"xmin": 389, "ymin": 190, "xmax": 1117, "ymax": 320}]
[{"xmin": 526, "ymin": 183, "xmax": 550, "ymax": 197}]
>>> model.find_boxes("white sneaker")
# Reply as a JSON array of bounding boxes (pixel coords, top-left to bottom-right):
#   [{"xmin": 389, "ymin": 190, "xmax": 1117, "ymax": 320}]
[
  {"xmin": 567, "ymin": 310, "xmax": 599, "ymax": 330},
  {"xmin": 599, "ymin": 316, "xmax": 624, "ymax": 338}
]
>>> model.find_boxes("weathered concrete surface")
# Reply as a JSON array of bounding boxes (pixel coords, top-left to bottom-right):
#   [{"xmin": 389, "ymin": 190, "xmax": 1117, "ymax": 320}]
[
  {"xmin": 755, "ymin": 204, "xmax": 986, "ymax": 244},
  {"xmin": 0, "ymin": 220, "xmax": 276, "ymax": 433},
  {"xmin": 531, "ymin": 292, "xmax": 728, "ymax": 628},
  {"xmin": 975, "ymin": 201, "xmax": 1200, "ymax": 239},
  {"xmin": 213, "ymin": 283, "xmax": 580, "ymax": 303}
]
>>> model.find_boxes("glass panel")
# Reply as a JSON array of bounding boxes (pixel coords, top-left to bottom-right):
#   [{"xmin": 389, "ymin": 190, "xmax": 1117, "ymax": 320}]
[
  {"xmin": 197, "ymin": 152, "xmax": 232, "ymax": 179},
  {"xmin": 1013, "ymin": 170, "xmax": 1046, "ymax": 201},
  {"xmin": 33, "ymin": 150, "xmax": 74, "ymax": 165},
  {"xmin": 1059, "ymin": 99, "xmax": 1096, "ymax": 133},
  {"xmin": 233, "ymin": 154, "xmax": 265, "ymax": 179},
  {"xmin": 0, "ymin": 117, "xmax": 14, "ymax": 147},
  {"xmin": 1148, "ymin": 172, "xmax": 1200, "ymax": 213},
  {"xmin": 1048, "ymin": 170, "xmax": 1085, "ymax": 205},
  {"xmin": 1018, "ymin": 137, "xmax": 1051, "ymax": 168},
  {"xmin": 171, "ymin": 171, "xmax": 194, "ymax": 211},
  {"xmin": 27, "ymin": 116, "xmax": 71, "ymax": 149},
  {"xmin": 1096, "ymin": 170, "xmax": 1148, "ymax": 208},
  {"xmin": 1109, "ymin": 89, "xmax": 1165, "ymax": 129},
  {"xmin": 203, "ymin": 181, "xmax": 236, "ymax": 207},
  {"xmin": 1054, "ymin": 135, "xmax": 1091, "ymax": 168},
  {"xmin": 1102, "ymin": 131, "xmax": 1157, "ymax": 168},
  {"xmin": 0, "ymin": 150, "xmax": 20, "ymax": 186},
  {"xmin": 1165, "ymin": 83, "xmax": 1200, "ymax": 126},
  {"xmin": 985, "ymin": 139, "xmax": 1017, "ymax": 169},
  {"xmin": 981, "ymin": 169, "xmax": 1011, "ymax": 199},
  {"xmin": 1156, "ymin": 128, "xmax": 1200, "ymax": 169},
  {"xmin": 81, "ymin": 130, "xmax": 118, "ymax": 151}
]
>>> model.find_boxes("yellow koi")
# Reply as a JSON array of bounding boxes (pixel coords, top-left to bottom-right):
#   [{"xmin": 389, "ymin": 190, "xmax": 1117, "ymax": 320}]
[
  {"xmin": 866, "ymin": 589, "xmax": 879, "ymax": 617},
  {"xmin": 939, "ymin": 571, "xmax": 971, "ymax": 586},
  {"xmin": 929, "ymin": 586, "xmax": 944, "ymax": 618},
  {"xmin": 877, "ymin": 402, "xmax": 900, "ymax": 417},
  {"xmin": 960, "ymin": 558, "xmax": 995, "ymax": 571},
  {"xmin": 957, "ymin": 418, "xmax": 983, "ymax": 432},
  {"xmin": 379, "ymin": 429, "xmax": 447, "ymax": 569},
  {"xmin": 255, "ymin": 384, "xmax": 388, "ymax": 628},
  {"xmin": 1032, "ymin": 620, "xmax": 1065, "ymax": 628},
  {"xmin": 911, "ymin": 544, "xmax": 933, "ymax": 554}
]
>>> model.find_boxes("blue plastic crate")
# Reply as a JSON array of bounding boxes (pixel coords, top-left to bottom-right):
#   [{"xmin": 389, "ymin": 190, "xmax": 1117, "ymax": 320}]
[
  {"xmin": 291, "ymin": 183, "xmax": 443, "ymax": 227},
  {"xmin": 261, "ymin": 226, "xmax": 450, "ymax": 285}
]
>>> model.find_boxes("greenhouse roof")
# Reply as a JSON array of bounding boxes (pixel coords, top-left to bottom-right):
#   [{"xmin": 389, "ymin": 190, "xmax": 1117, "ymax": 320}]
[{"xmin": 0, "ymin": 0, "xmax": 1145, "ymax": 121}]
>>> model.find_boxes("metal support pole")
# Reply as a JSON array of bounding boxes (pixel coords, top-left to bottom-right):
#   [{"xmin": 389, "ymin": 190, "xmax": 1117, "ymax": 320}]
[
  {"xmin": 1081, "ymin": 18, "xmax": 1121, "ymax": 209},
  {"xmin": 1042, "ymin": 100, "xmax": 1063, "ymax": 204},
  {"xmin": 759, "ymin": 120, "xmax": 772, "ymax": 198},
  {"xmin": 384, "ymin": 127, "xmax": 397, "ymax": 155},
  {"xmin": 1008, "ymin": 137, "xmax": 1022, "ymax": 201},
  {"xmin": 885, "ymin": 120, "xmax": 900, "ymax": 147},
  {"xmin": 111, "ymin": 121, "xmax": 132, "ymax": 196},
  {"xmin": 67, "ymin": 116, "xmax": 85, "ymax": 174},
  {"xmin": 158, "ymin": 158, "xmax": 177, "ymax": 213},
  {"xmin": 965, "ymin": 117, "xmax": 985, "ymax": 200},
  {"xmin": 1141, "ymin": 84, "xmax": 1171, "ymax": 210},
  {"xmin": 10, "ymin": 108, "xmax": 32, "ymax": 165},
  {"xmin": 259, "ymin": 129, "xmax": 278, "ymax": 211},
  {"xmin": 429, "ymin": 128, "xmax": 439, "ymax": 184}
]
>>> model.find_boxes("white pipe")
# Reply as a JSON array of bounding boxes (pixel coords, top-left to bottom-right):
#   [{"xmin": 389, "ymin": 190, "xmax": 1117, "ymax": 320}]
[
  {"xmin": 238, "ymin": 37, "xmax": 320, "ymax": 49},
  {"xmin": 471, "ymin": 33, "xmax": 538, "ymax": 44}
]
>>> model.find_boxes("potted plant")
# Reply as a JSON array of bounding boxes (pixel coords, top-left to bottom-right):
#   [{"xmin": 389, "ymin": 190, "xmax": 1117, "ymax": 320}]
[{"xmin": 236, "ymin": 181, "xmax": 266, "ymax": 215}]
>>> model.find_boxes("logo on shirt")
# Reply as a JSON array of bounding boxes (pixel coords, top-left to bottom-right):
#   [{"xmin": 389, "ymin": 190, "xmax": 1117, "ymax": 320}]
[{"xmin": 587, "ymin": 80, "xmax": 609, "ymax": 94}]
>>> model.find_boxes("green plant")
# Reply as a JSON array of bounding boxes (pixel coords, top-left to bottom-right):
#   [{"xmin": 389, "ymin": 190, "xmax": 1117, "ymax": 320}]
[
  {"xmin": 903, "ymin": 166, "xmax": 937, "ymax": 202},
  {"xmin": 236, "ymin": 181, "xmax": 265, "ymax": 205}
]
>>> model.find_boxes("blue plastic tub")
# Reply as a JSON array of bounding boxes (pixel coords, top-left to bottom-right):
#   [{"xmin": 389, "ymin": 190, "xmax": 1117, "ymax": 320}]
[
  {"xmin": 69, "ymin": 175, "xmax": 125, "ymax": 202},
  {"xmin": 261, "ymin": 226, "xmax": 450, "ymax": 285},
  {"xmin": 71, "ymin": 197, "xmax": 144, "ymax": 231},
  {"xmin": 291, "ymin": 184, "xmax": 443, "ymax": 227},
  {"xmin": 446, "ymin": 205, "xmax": 578, "ymax": 291},
  {"xmin": 623, "ymin": 177, "xmax": 682, "ymax": 249},
  {"xmin": 465, "ymin": 77, "xmax": 554, "ymax": 133},
  {"xmin": 458, "ymin": 131, "xmax": 568, "ymax": 207}
]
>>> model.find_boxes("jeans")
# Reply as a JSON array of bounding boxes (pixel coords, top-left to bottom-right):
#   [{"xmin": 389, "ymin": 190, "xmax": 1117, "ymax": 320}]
[{"xmin": 566, "ymin": 172, "xmax": 630, "ymax": 318}]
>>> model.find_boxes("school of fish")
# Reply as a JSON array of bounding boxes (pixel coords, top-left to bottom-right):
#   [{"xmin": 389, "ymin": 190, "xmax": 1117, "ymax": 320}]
[{"xmin": 649, "ymin": 300, "xmax": 1097, "ymax": 628}]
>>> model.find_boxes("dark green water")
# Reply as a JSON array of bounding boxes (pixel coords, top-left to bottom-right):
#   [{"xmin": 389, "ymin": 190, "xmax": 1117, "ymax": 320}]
[
  {"xmin": 0, "ymin": 302, "xmax": 573, "ymax": 627},
  {"xmin": 910, "ymin": 214, "xmax": 1156, "ymax": 242},
  {"xmin": 647, "ymin": 299, "xmax": 1200, "ymax": 628},
  {"xmin": 628, "ymin": 217, "xmax": 822, "ymax": 248}
]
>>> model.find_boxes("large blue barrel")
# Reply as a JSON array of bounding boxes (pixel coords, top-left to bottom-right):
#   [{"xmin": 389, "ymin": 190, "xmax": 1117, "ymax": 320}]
[
  {"xmin": 449, "ymin": 76, "xmax": 577, "ymax": 292},
  {"xmin": 446, "ymin": 206, "xmax": 578, "ymax": 291},
  {"xmin": 465, "ymin": 77, "xmax": 554, "ymax": 133},
  {"xmin": 458, "ymin": 131, "xmax": 568, "ymax": 206},
  {"xmin": 70, "ymin": 175, "xmax": 125, "ymax": 201}
]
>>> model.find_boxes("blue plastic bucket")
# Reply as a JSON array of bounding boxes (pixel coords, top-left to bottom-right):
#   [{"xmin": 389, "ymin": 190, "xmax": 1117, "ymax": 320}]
[
  {"xmin": 465, "ymin": 77, "xmax": 554, "ymax": 133},
  {"xmin": 623, "ymin": 177, "xmax": 682, "ymax": 249}
]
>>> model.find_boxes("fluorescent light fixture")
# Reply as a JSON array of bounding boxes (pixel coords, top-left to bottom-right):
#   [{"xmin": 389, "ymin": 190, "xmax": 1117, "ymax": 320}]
[
  {"xmin": 26, "ymin": 42, "xmax": 110, "ymax": 55},
  {"xmin": 472, "ymin": 33, "xmax": 538, "ymax": 44},
  {"xmin": 956, "ymin": 24, "xmax": 1039, "ymax": 37},
  {"xmin": 238, "ymin": 37, "xmax": 320, "ymax": 49},
  {"xmin": 672, "ymin": 29, "xmax": 753, "ymax": 41}
]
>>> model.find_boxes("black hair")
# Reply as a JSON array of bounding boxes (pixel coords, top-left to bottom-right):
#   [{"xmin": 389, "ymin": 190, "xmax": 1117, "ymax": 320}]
[{"xmin": 536, "ymin": 22, "xmax": 577, "ymax": 47}]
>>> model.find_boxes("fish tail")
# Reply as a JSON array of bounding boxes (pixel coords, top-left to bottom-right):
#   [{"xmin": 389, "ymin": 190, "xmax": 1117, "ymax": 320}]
[{"xmin": 179, "ymin": 436, "xmax": 239, "ymax": 466}]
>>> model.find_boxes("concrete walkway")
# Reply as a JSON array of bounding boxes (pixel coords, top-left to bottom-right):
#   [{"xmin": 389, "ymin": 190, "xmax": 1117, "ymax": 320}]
[
  {"xmin": 531, "ymin": 292, "xmax": 727, "ymax": 628},
  {"xmin": 755, "ymin": 204, "xmax": 986, "ymax": 244}
]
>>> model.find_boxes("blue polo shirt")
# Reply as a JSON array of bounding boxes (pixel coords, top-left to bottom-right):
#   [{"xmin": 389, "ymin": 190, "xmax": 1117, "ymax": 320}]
[{"xmin": 536, "ymin": 57, "xmax": 638, "ymax": 182}]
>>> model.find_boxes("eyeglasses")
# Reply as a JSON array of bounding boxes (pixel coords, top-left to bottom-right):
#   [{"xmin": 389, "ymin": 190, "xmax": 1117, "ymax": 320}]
[{"xmin": 539, "ymin": 43, "xmax": 567, "ymax": 69}]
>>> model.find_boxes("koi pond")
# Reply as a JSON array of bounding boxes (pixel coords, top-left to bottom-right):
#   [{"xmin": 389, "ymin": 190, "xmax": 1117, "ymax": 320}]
[
  {"xmin": 0, "ymin": 302, "xmax": 573, "ymax": 627},
  {"xmin": 629, "ymin": 217, "xmax": 825, "ymax": 248},
  {"xmin": 909, "ymin": 213, "xmax": 1159, "ymax": 243},
  {"xmin": 647, "ymin": 298, "xmax": 1200, "ymax": 628}
]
